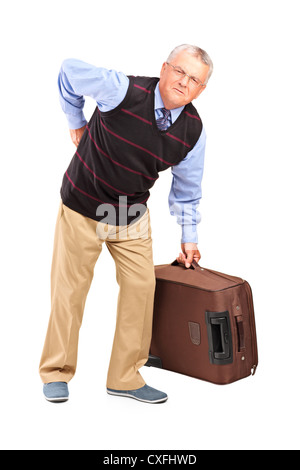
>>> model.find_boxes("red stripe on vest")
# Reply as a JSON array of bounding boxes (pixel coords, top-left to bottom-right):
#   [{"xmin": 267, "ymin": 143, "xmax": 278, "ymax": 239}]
[{"xmin": 99, "ymin": 112, "xmax": 173, "ymax": 166}]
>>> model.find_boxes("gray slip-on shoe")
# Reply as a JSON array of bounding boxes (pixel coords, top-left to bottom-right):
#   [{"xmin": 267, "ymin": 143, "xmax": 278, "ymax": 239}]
[
  {"xmin": 107, "ymin": 384, "xmax": 168, "ymax": 404},
  {"xmin": 43, "ymin": 382, "xmax": 69, "ymax": 403}
]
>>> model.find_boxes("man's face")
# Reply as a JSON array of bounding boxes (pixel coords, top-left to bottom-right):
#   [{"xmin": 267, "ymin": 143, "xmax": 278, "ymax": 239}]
[{"xmin": 159, "ymin": 50, "xmax": 210, "ymax": 110}]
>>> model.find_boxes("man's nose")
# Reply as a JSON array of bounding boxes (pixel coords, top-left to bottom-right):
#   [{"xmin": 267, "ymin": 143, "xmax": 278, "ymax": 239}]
[{"xmin": 178, "ymin": 74, "xmax": 189, "ymax": 87}]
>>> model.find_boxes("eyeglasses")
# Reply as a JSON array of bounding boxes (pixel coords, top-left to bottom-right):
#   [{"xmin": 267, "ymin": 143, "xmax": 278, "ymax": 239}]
[{"xmin": 166, "ymin": 62, "xmax": 205, "ymax": 88}]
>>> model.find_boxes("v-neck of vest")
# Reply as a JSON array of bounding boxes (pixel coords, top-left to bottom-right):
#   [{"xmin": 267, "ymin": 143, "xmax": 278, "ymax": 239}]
[
  {"xmin": 150, "ymin": 84, "xmax": 188, "ymax": 136},
  {"xmin": 99, "ymin": 76, "xmax": 188, "ymax": 135}
]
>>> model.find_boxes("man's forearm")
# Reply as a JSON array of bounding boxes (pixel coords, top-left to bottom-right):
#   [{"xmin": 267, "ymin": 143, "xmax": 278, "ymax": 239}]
[{"xmin": 168, "ymin": 129, "xmax": 206, "ymax": 244}]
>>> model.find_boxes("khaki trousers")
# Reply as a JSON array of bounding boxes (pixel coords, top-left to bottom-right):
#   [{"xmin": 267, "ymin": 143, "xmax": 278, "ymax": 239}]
[{"xmin": 39, "ymin": 201, "xmax": 156, "ymax": 390}]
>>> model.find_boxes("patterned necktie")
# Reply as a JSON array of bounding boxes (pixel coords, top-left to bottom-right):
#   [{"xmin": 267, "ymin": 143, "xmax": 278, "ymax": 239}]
[{"xmin": 156, "ymin": 108, "xmax": 171, "ymax": 131}]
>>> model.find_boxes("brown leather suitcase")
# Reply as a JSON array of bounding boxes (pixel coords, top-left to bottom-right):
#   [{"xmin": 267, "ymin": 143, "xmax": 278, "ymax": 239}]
[{"xmin": 146, "ymin": 260, "xmax": 258, "ymax": 385}]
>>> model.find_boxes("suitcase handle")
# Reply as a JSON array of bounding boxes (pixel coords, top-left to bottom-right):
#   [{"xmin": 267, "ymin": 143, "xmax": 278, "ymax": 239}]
[
  {"xmin": 236, "ymin": 315, "xmax": 246, "ymax": 351},
  {"xmin": 210, "ymin": 317, "xmax": 231, "ymax": 360},
  {"xmin": 171, "ymin": 259, "xmax": 202, "ymax": 270},
  {"xmin": 206, "ymin": 311, "xmax": 233, "ymax": 365}
]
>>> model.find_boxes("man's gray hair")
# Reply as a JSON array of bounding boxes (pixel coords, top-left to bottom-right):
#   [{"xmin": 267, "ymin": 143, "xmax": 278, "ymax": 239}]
[{"xmin": 167, "ymin": 44, "xmax": 213, "ymax": 85}]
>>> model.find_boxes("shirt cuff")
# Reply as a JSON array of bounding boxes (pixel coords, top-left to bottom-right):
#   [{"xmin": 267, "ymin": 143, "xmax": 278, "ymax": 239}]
[
  {"xmin": 65, "ymin": 111, "xmax": 87, "ymax": 129},
  {"xmin": 181, "ymin": 224, "xmax": 198, "ymax": 244}
]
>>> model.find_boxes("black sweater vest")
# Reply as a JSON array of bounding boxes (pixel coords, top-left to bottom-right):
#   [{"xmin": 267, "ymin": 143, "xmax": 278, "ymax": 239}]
[{"xmin": 60, "ymin": 76, "xmax": 203, "ymax": 225}]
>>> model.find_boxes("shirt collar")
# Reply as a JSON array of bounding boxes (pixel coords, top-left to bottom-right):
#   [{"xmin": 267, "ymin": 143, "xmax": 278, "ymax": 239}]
[{"xmin": 154, "ymin": 82, "xmax": 184, "ymax": 123}]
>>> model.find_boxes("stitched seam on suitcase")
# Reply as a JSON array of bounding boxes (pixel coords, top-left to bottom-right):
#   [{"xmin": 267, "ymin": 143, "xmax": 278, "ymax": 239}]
[
  {"xmin": 203, "ymin": 268, "xmax": 244, "ymax": 284},
  {"xmin": 155, "ymin": 278, "xmax": 245, "ymax": 292}
]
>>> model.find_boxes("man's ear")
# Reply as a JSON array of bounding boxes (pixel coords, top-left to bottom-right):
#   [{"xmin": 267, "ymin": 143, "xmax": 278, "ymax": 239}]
[{"xmin": 160, "ymin": 62, "xmax": 167, "ymax": 79}]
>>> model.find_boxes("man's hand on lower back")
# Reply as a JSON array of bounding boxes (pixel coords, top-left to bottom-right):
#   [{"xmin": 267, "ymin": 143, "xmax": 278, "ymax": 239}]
[{"xmin": 69, "ymin": 125, "xmax": 87, "ymax": 147}]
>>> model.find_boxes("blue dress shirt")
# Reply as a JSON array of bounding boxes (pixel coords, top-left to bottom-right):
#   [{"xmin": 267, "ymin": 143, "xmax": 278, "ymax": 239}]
[{"xmin": 58, "ymin": 59, "xmax": 206, "ymax": 243}]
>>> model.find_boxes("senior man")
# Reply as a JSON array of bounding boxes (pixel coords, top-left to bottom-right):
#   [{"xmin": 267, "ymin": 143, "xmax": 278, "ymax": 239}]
[{"xmin": 39, "ymin": 44, "xmax": 213, "ymax": 404}]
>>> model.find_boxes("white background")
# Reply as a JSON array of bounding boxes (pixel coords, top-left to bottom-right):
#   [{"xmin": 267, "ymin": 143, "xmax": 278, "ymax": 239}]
[{"xmin": 1, "ymin": 0, "xmax": 299, "ymax": 450}]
